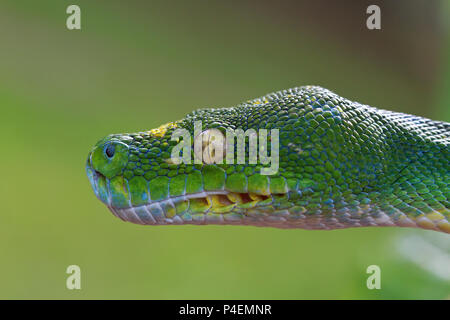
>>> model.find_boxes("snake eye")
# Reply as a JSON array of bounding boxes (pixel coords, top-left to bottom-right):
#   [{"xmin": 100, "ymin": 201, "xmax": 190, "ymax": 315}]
[{"xmin": 104, "ymin": 143, "xmax": 116, "ymax": 159}]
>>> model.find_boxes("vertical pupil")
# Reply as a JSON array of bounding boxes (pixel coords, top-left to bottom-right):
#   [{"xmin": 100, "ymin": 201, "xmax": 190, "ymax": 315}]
[{"xmin": 105, "ymin": 144, "xmax": 115, "ymax": 158}]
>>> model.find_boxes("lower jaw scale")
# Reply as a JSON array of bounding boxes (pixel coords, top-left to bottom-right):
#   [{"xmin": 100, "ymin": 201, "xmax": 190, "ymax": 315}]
[{"xmin": 108, "ymin": 191, "xmax": 275, "ymax": 226}]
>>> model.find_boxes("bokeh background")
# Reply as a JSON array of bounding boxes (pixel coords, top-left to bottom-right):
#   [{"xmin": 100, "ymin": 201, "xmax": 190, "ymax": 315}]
[{"xmin": 1, "ymin": 0, "xmax": 449, "ymax": 299}]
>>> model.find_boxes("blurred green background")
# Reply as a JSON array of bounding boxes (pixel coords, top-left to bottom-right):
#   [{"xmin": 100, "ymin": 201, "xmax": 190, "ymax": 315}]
[{"xmin": 0, "ymin": 0, "xmax": 449, "ymax": 299}]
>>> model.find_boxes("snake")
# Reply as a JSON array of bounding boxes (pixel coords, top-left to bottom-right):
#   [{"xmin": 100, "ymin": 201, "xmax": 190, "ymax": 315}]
[{"xmin": 86, "ymin": 86, "xmax": 449, "ymax": 233}]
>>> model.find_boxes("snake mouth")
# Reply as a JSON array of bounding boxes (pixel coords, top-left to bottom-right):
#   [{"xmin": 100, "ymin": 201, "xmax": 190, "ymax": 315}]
[
  {"xmin": 109, "ymin": 191, "xmax": 277, "ymax": 226},
  {"xmin": 86, "ymin": 166, "xmax": 280, "ymax": 225},
  {"xmin": 86, "ymin": 159, "xmax": 112, "ymax": 206},
  {"xmin": 91, "ymin": 168, "xmax": 106, "ymax": 182}
]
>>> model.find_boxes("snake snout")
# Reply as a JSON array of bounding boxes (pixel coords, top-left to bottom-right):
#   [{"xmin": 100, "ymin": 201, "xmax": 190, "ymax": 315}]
[
  {"xmin": 86, "ymin": 136, "xmax": 132, "ymax": 208},
  {"xmin": 90, "ymin": 139, "xmax": 129, "ymax": 179}
]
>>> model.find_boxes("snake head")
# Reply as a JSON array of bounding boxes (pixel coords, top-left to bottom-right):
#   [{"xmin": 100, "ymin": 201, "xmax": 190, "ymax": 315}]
[
  {"xmin": 85, "ymin": 112, "xmax": 287, "ymax": 225},
  {"xmin": 85, "ymin": 86, "xmax": 373, "ymax": 227}
]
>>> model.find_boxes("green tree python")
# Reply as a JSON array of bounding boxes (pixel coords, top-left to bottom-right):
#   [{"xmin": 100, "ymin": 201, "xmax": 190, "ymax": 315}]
[{"xmin": 86, "ymin": 86, "xmax": 449, "ymax": 233}]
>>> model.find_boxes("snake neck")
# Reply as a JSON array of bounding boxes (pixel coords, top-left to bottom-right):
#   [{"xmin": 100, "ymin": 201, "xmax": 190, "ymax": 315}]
[{"xmin": 374, "ymin": 111, "xmax": 449, "ymax": 232}]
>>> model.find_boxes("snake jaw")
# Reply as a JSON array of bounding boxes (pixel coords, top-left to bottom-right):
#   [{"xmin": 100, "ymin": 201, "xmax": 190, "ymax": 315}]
[
  {"xmin": 86, "ymin": 158, "xmax": 287, "ymax": 226},
  {"xmin": 89, "ymin": 181, "xmax": 285, "ymax": 226}
]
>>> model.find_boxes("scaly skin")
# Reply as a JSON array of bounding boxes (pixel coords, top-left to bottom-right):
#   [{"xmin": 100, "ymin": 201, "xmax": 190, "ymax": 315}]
[{"xmin": 86, "ymin": 86, "xmax": 450, "ymax": 233}]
